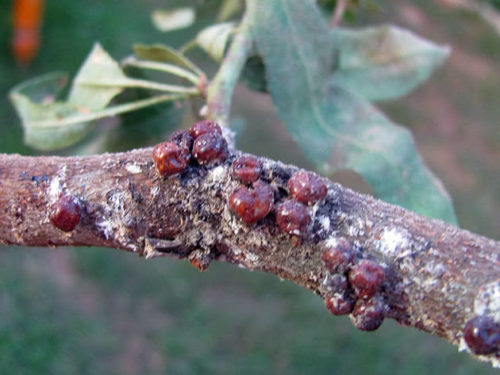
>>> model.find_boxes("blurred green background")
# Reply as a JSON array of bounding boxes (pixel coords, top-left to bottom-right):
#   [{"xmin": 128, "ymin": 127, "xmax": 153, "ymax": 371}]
[{"xmin": 0, "ymin": 0, "xmax": 498, "ymax": 374}]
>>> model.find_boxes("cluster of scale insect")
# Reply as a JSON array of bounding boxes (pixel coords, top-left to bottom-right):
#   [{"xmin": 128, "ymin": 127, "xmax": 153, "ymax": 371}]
[
  {"xmin": 321, "ymin": 238, "xmax": 388, "ymax": 332},
  {"xmin": 48, "ymin": 121, "xmax": 229, "ymax": 233},
  {"xmin": 228, "ymin": 159, "xmax": 329, "ymax": 242},
  {"xmin": 153, "ymin": 121, "xmax": 330, "ymax": 242},
  {"xmin": 152, "ymin": 120, "xmax": 228, "ymax": 178},
  {"xmin": 48, "ymin": 122, "xmax": 500, "ymax": 351}
]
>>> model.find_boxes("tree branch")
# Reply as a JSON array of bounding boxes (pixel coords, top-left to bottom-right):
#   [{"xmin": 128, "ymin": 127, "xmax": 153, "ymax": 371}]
[{"xmin": 0, "ymin": 146, "xmax": 498, "ymax": 366}]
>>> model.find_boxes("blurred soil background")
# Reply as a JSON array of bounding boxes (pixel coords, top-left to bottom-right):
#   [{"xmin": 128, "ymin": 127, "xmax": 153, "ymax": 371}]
[{"xmin": 0, "ymin": 0, "xmax": 498, "ymax": 374}]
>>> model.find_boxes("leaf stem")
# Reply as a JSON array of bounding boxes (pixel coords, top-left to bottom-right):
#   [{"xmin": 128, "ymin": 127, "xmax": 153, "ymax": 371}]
[
  {"xmin": 77, "ymin": 78, "xmax": 200, "ymax": 95},
  {"xmin": 205, "ymin": 2, "xmax": 257, "ymax": 125},
  {"xmin": 122, "ymin": 57, "xmax": 201, "ymax": 85},
  {"xmin": 179, "ymin": 39, "xmax": 199, "ymax": 55},
  {"xmin": 26, "ymin": 93, "xmax": 188, "ymax": 128}
]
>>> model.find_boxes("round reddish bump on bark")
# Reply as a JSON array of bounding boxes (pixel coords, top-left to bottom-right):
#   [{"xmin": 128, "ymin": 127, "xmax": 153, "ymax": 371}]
[
  {"xmin": 326, "ymin": 294, "xmax": 355, "ymax": 316},
  {"xmin": 252, "ymin": 181, "xmax": 274, "ymax": 219},
  {"xmin": 153, "ymin": 142, "xmax": 190, "ymax": 174},
  {"xmin": 153, "ymin": 141, "xmax": 190, "ymax": 177},
  {"xmin": 49, "ymin": 195, "xmax": 81, "ymax": 232},
  {"xmin": 287, "ymin": 171, "xmax": 327, "ymax": 205},
  {"xmin": 322, "ymin": 237, "xmax": 354, "ymax": 273},
  {"xmin": 276, "ymin": 199, "xmax": 311, "ymax": 236},
  {"xmin": 228, "ymin": 181, "xmax": 274, "ymax": 224},
  {"xmin": 232, "ymin": 156, "xmax": 262, "ymax": 184},
  {"xmin": 169, "ymin": 129, "xmax": 193, "ymax": 151},
  {"xmin": 192, "ymin": 132, "xmax": 228, "ymax": 165},
  {"xmin": 188, "ymin": 120, "xmax": 222, "ymax": 139},
  {"xmin": 229, "ymin": 186, "xmax": 254, "ymax": 222},
  {"xmin": 463, "ymin": 315, "xmax": 500, "ymax": 355},
  {"xmin": 349, "ymin": 260, "xmax": 385, "ymax": 299},
  {"xmin": 350, "ymin": 298, "xmax": 385, "ymax": 331}
]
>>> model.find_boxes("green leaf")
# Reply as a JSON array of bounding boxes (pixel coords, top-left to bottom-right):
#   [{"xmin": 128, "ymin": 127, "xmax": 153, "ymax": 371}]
[
  {"xmin": 10, "ymin": 45, "xmax": 187, "ymax": 151},
  {"xmin": 122, "ymin": 56, "xmax": 200, "ymax": 85},
  {"xmin": 70, "ymin": 43, "xmax": 196, "ymax": 96},
  {"xmin": 252, "ymin": 0, "xmax": 456, "ymax": 223},
  {"xmin": 68, "ymin": 43, "xmax": 127, "ymax": 110},
  {"xmin": 96, "ymin": 97, "xmax": 185, "ymax": 153},
  {"xmin": 9, "ymin": 72, "xmax": 93, "ymax": 150},
  {"xmin": 331, "ymin": 25, "xmax": 450, "ymax": 101},
  {"xmin": 196, "ymin": 22, "xmax": 236, "ymax": 62},
  {"xmin": 217, "ymin": 0, "xmax": 244, "ymax": 21},
  {"xmin": 11, "ymin": 71, "xmax": 69, "ymax": 103},
  {"xmin": 240, "ymin": 56, "xmax": 267, "ymax": 92},
  {"xmin": 151, "ymin": 7, "xmax": 195, "ymax": 32},
  {"xmin": 133, "ymin": 44, "xmax": 202, "ymax": 75}
]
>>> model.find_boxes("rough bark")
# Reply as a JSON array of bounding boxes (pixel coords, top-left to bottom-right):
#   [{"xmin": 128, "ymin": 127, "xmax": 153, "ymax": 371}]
[{"xmin": 0, "ymin": 142, "xmax": 498, "ymax": 366}]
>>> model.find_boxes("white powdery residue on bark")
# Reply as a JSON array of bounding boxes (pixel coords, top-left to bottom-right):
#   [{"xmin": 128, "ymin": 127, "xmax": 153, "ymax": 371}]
[
  {"xmin": 48, "ymin": 165, "xmax": 70, "ymax": 204},
  {"xmin": 474, "ymin": 280, "xmax": 500, "ymax": 322},
  {"xmin": 96, "ymin": 190, "xmax": 130, "ymax": 245},
  {"xmin": 107, "ymin": 191, "xmax": 126, "ymax": 217},
  {"xmin": 221, "ymin": 127, "xmax": 236, "ymax": 150},
  {"xmin": 323, "ymin": 237, "xmax": 340, "ymax": 249},
  {"xmin": 96, "ymin": 219, "xmax": 114, "ymax": 240},
  {"xmin": 377, "ymin": 227, "xmax": 410, "ymax": 258},
  {"xmin": 319, "ymin": 216, "xmax": 330, "ymax": 232},
  {"xmin": 245, "ymin": 252, "xmax": 260, "ymax": 263},
  {"xmin": 421, "ymin": 262, "xmax": 446, "ymax": 290},
  {"xmin": 346, "ymin": 217, "xmax": 366, "ymax": 238},
  {"xmin": 125, "ymin": 163, "xmax": 142, "ymax": 174},
  {"xmin": 48, "ymin": 176, "xmax": 62, "ymax": 201},
  {"xmin": 151, "ymin": 186, "xmax": 160, "ymax": 198},
  {"xmin": 207, "ymin": 165, "xmax": 228, "ymax": 183}
]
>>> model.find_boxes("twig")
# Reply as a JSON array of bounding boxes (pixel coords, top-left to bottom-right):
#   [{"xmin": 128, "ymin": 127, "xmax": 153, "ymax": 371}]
[
  {"xmin": 330, "ymin": 0, "xmax": 347, "ymax": 27},
  {"xmin": 0, "ymin": 148, "xmax": 498, "ymax": 366}
]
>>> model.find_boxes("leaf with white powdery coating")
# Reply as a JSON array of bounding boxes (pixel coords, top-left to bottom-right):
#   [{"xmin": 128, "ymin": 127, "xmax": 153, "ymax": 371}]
[
  {"xmin": 252, "ymin": 0, "xmax": 456, "ymax": 223},
  {"xmin": 331, "ymin": 25, "xmax": 450, "ymax": 101}
]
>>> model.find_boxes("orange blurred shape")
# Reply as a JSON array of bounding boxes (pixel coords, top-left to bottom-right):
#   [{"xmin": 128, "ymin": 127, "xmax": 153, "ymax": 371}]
[{"xmin": 12, "ymin": 0, "xmax": 44, "ymax": 65}]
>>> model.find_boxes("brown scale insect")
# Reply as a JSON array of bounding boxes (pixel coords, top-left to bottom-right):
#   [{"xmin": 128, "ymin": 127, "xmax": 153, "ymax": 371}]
[
  {"xmin": 169, "ymin": 129, "xmax": 193, "ymax": 151},
  {"xmin": 153, "ymin": 141, "xmax": 190, "ymax": 177},
  {"xmin": 349, "ymin": 260, "xmax": 385, "ymax": 299},
  {"xmin": 463, "ymin": 315, "xmax": 500, "ymax": 355},
  {"xmin": 49, "ymin": 194, "xmax": 81, "ymax": 232},
  {"xmin": 287, "ymin": 171, "xmax": 327, "ymax": 206},
  {"xmin": 192, "ymin": 132, "xmax": 228, "ymax": 165},
  {"xmin": 228, "ymin": 181, "xmax": 274, "ymax": 224},
  {"xmin": 350, "ymin": 297, "xmax": 386, "ymax": 331},
  {"xmin": 188, "ymin": 120, "xmax": 222, "ymax": 139},
  {"xmin": 275, "ymin": 199, "xmax": 311, "ymax": 236},
  {"xmin": 322, "ymin": 237, "xmax": 354, "ymax": 273},
  {"xmin": 326, "ymin": 294, "xmax": 355, "ymax": 316},
  {"xmin": 232, "ymin": 156, "xmax": 262, "ymax": 185}
]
